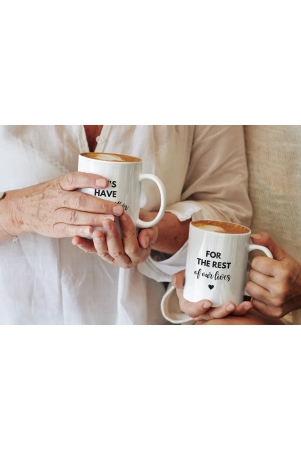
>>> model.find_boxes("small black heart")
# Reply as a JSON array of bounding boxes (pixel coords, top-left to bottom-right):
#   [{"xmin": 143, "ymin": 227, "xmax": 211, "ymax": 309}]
[{"xmin": 208, "ymin": 285, "xmax": 214, "ymax": 290}]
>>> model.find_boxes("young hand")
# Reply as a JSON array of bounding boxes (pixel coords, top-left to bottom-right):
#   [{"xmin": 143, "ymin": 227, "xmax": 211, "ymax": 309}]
[{"xmin": 0, "ymin": 172, "xmax": 124, "ymax": 240}]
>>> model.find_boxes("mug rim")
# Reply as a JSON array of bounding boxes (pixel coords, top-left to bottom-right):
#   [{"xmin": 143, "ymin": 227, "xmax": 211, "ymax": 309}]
[
  {"xmin": 79, "ymin": 152, "xmax": 142, "ymax": 164},
  {"xmin": 191, "ymin": 219, "xmax": 251, "ymax": 235}
]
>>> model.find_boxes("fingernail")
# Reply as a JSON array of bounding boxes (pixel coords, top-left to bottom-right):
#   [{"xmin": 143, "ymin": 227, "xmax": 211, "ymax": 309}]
[
  {"xmin": 251, "ymin": 233, "xmax": 262, "ymax": 240},
  {"xmin": 226, "ymin": 304, "xmax": 235, "ymax": 312},
  {"xmin": 103, "ymin": 215, "xmax": 114, "ymax": 221},
  {"xmin": 95, "ymin": 178, "xmax": 107, "ymax": 187},
  {"xmin": 83, "ymin": 227, "xmax": 92, "ymax": 235},
  {"xmin": 113, "ymin": 205, "xmax": 124, "ymax": 215},
  {"xmin": 203, "ymin": 301, "xmax": 211, "ymax": 309}
]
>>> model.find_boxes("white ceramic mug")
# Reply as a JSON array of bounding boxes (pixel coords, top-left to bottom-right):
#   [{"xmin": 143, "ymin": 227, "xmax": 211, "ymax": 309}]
[
  {"xmin": 183, "ymin": 220, "xmax": 273, "ymax": 307},
  {"xmin": 78, "ymin": 152, "xmax": 166, "ymax": 229}
]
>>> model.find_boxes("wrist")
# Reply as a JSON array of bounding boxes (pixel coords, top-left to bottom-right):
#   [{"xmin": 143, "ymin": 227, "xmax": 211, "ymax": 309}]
[{"xmin": 0, "ymin": 190, "xmax": 24, "ymax": 241}]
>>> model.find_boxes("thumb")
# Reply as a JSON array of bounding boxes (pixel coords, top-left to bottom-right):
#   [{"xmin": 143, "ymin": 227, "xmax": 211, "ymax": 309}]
[
  {"xmin": 138, "ymin": 226, "xmax": 158, "ymax": 248},
  {"xmin": 251, "ymin": 232, "xmax": 288, "ymax": 261}
]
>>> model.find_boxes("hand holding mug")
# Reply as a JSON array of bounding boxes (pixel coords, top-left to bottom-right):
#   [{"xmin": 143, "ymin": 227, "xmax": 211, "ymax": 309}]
[
  {"xmin": 183, "ymin": 220, "xmax": 273, "ymax": 306},
  {"xmin": 73, "ymin": 153, "xmax": 166, "ymax": 268},
  {"xmin": 172, "ymin": 269, "xmax": 253, "ymax": 323},
  {"xmin": 73, "ymin": 211, "xmax": 159, "ymax": 268},
  {"xmin": 77, "ymin": 153, "xmax": 166, "ymax": 230},
  {"xmin": 245, "ymin": 232, "xmax": 301, "ymax": 318},
  {"xmin": 0, "ymin": 172, "xmax": 124, "ymax": 239}
]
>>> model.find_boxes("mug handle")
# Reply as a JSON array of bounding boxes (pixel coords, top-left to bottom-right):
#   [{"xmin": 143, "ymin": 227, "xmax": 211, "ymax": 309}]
[
  {"xmin": 136, "ymin": 174, "xmax": 166, "ymax": 229},
  {"xmin": 244, "ymin": 244, "xmax": 273, "ymax": 296}
]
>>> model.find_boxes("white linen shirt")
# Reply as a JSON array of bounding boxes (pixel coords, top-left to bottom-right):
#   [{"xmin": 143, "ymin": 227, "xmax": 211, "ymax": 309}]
[{"xmin": 0, "ymin": 125, "xmax": 252, "ymax": 324}]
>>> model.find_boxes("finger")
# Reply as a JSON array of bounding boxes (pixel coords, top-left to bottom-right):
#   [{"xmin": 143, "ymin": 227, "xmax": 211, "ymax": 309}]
[
  {"xmin": 102, "ymin": 218, "xmax": 132, "ymax": 267},
  {"xmin": 59, "ymin": 172, "xmax": 108, "ymax": 191},
  {"xmin": 138, "ymin": 227, "xmax": 158, "ymax": 249},
  {"xmin": 72, "ymin": 236, "xmax": 98, "ymax": 254},
  {"xmin": 245, "ymin": 280, "xmax": 272, "ymax": 303},
  {"xmin": 191, "ymin": 302, "xmax": 240, "ymax": 322},
  {"xmin": 171, "ymin": 270, "xmax": 186, "ymax": 289},
  {"xmin": 177, "ymin": 288, "xmax": 212, "ymax": 319},
  {"xmin": 231, "ymin": 301, "xmax": 253, "ymax": 316},
  {"xmin": 119, "ymin": 214, "xmax": 140, "ymax": 257},
  {"xmin": 250, "ymin": 256, "xmax": 280, "ymax": 277},
  {"xmin": 199, "ymin": 302, "xmax": 237, "ymax": 321},
  {"xmin": 90, "ymin": 229, "xmax": 115, "ymax": 264},
  {"xmin": 65, "ymin": 191, "xmax": 124, "ymax": 216},
  {"xmin": 248, "ymin": 267, "xmax": 275, "ymax": 290},
  {"xmin": 53, "ymin": 223, "xmax": 94, "ymax": 238},
  {"xmin": 119, "ymin": 214, "xmax": 139, "ymax": 245},
  {"xmin": 119, "ymin": 214, "xmax": 152, "ymax": 264},
  {"xmin": 58, "ymin": 209, "xmax": 115, "ymax": 227},
  {"xmin": 251, "ymin": 232, "xmax": 289, "ymax": 261}
]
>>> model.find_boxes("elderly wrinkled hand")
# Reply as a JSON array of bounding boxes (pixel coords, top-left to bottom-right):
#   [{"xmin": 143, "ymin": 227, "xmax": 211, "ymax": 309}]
[
  {"xmin": 0, "ymin": 172, "xmax": 124, "ymax": 239},
  {"xmin": 72, "ymin": 212, "xmax": 158, "ymax": 269}
]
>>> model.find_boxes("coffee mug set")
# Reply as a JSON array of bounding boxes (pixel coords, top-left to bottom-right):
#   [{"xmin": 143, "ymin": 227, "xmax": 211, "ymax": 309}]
[{"xmin": 78, "ymin": 153, "xmax": 272, "ymax": 307}]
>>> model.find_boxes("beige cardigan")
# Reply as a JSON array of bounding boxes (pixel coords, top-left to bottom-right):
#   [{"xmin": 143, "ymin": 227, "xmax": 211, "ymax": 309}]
[{"xmin": 244, "ymin": 126, "xmax": 301, "ymax": 325}]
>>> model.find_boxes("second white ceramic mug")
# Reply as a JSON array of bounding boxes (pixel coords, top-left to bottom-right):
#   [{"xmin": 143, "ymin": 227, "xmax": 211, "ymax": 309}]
[
  {"xmin": 78, "ymin": 152, "xmax": 166, "ymax": 229},
  {"xmin": 183, "ymin": 220, "xmax": 273, "ymax": 307}
]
